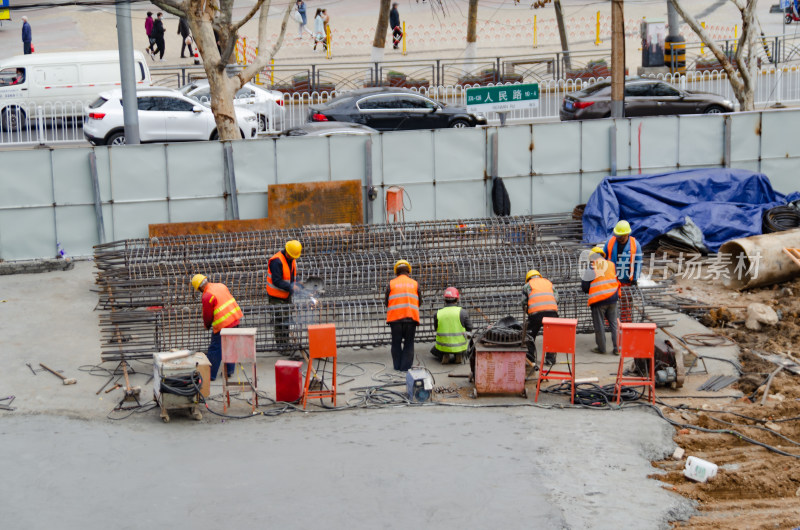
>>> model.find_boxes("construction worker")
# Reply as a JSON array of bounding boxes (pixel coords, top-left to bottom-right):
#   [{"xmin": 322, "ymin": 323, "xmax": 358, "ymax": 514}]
[
  {"xmin": 523, "ymin": 269, "xmax": 559, "ymax": 366},
  {"xmin": 581, "ymin": 248, "xmax": 621, "ymax": 355},
  {"xmin": 605, "ymin": 220, "xmax": 641, "ymax": 323},
  {"xmin": 267, "ymin": 240, "xmax": 302, "ymax": 351},
  {"xmin": 431, "ymin": 287, "xmax": 472, "ymax": 365},
  {"xmin": 605, "ymin": 220, "xmax": 642, "ymax": 286},
  {"xmin": 191, "ymin": 274, "xmax": 243, "ymax": 381},
  {"xmin": 385, "ymin": 259, "xmax": 421, "ymax": 372}
]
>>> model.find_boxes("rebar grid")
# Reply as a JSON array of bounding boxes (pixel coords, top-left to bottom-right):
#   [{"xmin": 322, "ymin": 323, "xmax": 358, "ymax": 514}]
[{"xmin": 94, "ymin": 213, "xmax": 675, "ymax": 362}]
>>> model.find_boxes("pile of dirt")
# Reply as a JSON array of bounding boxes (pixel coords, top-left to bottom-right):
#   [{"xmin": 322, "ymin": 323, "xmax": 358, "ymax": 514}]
[{"xmin": 660, "ymin": 277, "xmax": 800, "ymax": 527}]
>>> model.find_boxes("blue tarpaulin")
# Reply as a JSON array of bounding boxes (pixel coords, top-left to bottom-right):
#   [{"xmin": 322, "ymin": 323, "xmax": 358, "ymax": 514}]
[{"xmin": 582, "ymin": 169, "xmax": 800, "ymax": 252}]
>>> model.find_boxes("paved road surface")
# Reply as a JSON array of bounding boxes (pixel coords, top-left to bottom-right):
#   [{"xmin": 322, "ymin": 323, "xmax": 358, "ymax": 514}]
[{"xmin": 0, "ymin": 407, "xmax": 691, "ymax": 529}]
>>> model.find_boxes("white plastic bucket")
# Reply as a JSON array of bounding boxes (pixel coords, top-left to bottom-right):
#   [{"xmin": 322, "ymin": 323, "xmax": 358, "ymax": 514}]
[{"xmin": 683, "ymin": 456, "xmax": 718, "ymax": 483}]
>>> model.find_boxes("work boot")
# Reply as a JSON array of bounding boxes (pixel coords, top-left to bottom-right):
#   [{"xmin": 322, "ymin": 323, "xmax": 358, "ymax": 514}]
[
  {"xmin": 545, "ymin": 353, "xmax": 556, "ymax": 366},
  {"xmin": 441, "ymin": 353, "xmax": 451, "ymax": 365}
]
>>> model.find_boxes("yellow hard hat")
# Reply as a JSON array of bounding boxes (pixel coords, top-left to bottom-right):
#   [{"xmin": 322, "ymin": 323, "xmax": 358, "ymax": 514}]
[
  {"xmin": 613, "ymin": 220, "xmax": 632, "ymax": 236},
  {"xmin": 394, "ymin": 259, "xmax": 411, "ymax": 274},
  {"xmin": 590, "ymin": 246, "xmax": 606, "ymax": 258},
  {"xmin": 191, "ymin": 274, "xmax": 207, "ymax": 291},
  {"xmin": 526, "ymin": 269, "xmax": 541, "ymax": 281},
  {"xmin": 285, "ymin": 240, "xmax": 302, "ymax": 259}
]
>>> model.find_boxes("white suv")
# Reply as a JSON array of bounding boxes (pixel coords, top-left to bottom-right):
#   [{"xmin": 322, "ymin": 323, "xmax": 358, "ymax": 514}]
[
  {"xmin": 84, "ymin": 88, "xmax": 258, "ymax": 146},
  {"xmin": 179, "ymin": 80, "xmax": 286, "ymax": 132}
]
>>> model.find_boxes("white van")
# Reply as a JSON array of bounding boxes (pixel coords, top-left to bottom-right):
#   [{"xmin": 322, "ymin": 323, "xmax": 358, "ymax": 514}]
[{"xmin": 0, "ymin": 50, "xmax": 151, "ymax": 131}]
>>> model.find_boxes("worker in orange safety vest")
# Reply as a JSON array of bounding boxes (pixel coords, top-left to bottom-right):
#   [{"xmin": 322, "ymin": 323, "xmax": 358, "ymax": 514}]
[
  {"xmin": 267, "ymin": 240, "xmax": 302, "ymax": 351},
  {"xmin": 581, "ymin": 247, "xmax": 621, "ymax": 355},
  {"xmin": 523, "ymin": 269, "xmax": 559, "ymax": 366},
  {"xmin": 385, "ymin": 259, "xmax": 421, "ymax": 372},
  {"xmin": 191, "ymin": 274, "xmax": 243, "ymax": 381}
]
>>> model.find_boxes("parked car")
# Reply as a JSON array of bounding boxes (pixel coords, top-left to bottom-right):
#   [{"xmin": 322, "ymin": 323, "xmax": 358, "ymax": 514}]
[
  {"xmin": 0, "ymin": 50, "xmax": 151, "ymax": 132},
  {"xmin": 277, "ymin": 122, "xmax": 377, "ymax": 137},
  {"xmin": 307, "ymin": 87, "xmax": 487, "ymax": 131},
  {"xmin": 84, "ymin": 87, "xmax": 258, "ymax": 146},
  {"xmin": 559, "ymin": 78, "xmax": 735, "ymax": 121},
  {"xmin": 179, "ymin": 80, "xmax": 285, "ymax": 132}
]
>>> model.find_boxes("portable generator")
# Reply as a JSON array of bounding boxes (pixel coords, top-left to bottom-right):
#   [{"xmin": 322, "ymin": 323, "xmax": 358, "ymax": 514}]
[
  {"xmin": 153, "ymin": 350, "xmax": 210, "ymax": 423},
  {"xmin": 406, "ymin": 368, "xmax": 434, "ymax": 402}
]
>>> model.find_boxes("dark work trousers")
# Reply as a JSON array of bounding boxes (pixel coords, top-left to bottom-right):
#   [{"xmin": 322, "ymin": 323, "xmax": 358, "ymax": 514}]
[
  {"xmin": 389, "ymin": 321, "xmax": 416, "ymax": 371},
  {"xmin": 269, "ymin": 295, "xmax": 292, "ymax": 352},
  {"xmin": 590, "ymin": 302, "xmax": 619, "ymax": 354},
  {"xmin": 207, "ymin": 326, "xmax": 237, "ymax": 381},
  {"xmin": 23, "ymin": 42, "xmax": 32, "ymax": 54},
  {"xmin": 526, "ymin": 310, "xmax": 558, "ymax": 362},
  {"xmin": 181, "ymin": 39, "xmax": 194, "ymax": 58},
  {"xmin": 153, "ymin": 36, "xmax": 165, "ymax": 59}
]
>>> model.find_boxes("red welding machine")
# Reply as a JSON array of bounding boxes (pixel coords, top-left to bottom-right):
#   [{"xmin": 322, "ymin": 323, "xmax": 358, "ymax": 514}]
[{"xmin": 275, "ymin": 360, "xmax": 304, "ymax": 403}]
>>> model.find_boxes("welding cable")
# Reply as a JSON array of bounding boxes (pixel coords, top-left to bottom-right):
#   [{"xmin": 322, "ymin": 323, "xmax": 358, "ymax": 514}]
[
  {"xmin": 160, "ymin": 372, "xmax": 203, "ymax": 397},
  {"xmin": 647, "ymin": 405, "xmax": 800, "ymax": 459},
  {"xmin": 541, "ymin": 382, "xmax": 643, "ymax": 407}
]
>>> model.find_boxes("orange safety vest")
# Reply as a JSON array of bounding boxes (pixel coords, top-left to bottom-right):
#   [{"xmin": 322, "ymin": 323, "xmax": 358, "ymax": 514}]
[
  {"xmin": 605, "ymin": 235, "xmax": 637, "ymax": 281},
  {"xmin": 386, "ymin": 275, "xmax": 420, "ymax": 323},
  {"xmin": 527, "ymin": 277, "xmax": 558, "ymax": 314},
  {"xmin": 588, "ymin": 259, "xmax": 621, "ymax": 306},
  {"xmin": 205, "ymin": 283, "xmax": 243, "ymax": 334},
  {"xmin": 266, "ymin": 251, "xmax": 297, "ymax": 299}
]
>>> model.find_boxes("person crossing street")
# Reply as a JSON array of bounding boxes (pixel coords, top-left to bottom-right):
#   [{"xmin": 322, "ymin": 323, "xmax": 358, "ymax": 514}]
[{"xmin": 191, "ymin": 274, "xmax": 243, "ymax": 381}]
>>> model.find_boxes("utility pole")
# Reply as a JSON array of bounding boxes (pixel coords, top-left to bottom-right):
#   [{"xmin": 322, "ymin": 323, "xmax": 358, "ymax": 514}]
[
  {"xmin": 611, "ymin": 0, "xmax": 625, "ymax": 118},
  {"xmin": 553, "ymin": 0, "xmax": 571, "ymax": 71},
  {"xmin": 115, "ymin": 0, "xmax": 140, "ymax": 144}
]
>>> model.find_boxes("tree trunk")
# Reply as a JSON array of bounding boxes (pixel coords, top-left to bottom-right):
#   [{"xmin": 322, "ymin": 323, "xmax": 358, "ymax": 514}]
[
  {"xmin": 206, "ymin": 68, "xmax": 240, "ymax": 139},
  {"xmin": 668, "ymin": 0, "xmax": 757, "ymax": 111},
  {"xmin": 464, "ymin": 0, "xmax": 479, "ymax": 75},
  {"xmin": 371, "ymin": 0, "xmax": 391, "ymax": 64},
  {"xmin": 553, "ymin": 0, "xmax": 571, "ymax": 71}
]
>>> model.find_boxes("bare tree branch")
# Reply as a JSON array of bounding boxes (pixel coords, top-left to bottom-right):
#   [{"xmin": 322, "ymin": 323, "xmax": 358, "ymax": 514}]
[
  {"xmin": 233, "ymin": 0, "xmax": 267, "ymax": 32},
  {"xmin": 151, "ymin": 0, "xmax": 188, "ymax": 18}
]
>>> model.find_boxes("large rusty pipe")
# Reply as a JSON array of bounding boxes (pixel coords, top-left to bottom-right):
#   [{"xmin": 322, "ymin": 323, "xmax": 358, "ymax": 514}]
[{"xmin": 721, "ymin": 228, "xmax": 800, "ymax": 290}]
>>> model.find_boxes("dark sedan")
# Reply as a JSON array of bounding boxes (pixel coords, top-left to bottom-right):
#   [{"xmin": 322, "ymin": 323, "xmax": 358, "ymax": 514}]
[
  {"xmin": 308, "ymin": 87, "xmax": 487, "ymax": 131},
  {"xmin": 559, "ymin": 79, "xmax": 735, "ymax": 121}
]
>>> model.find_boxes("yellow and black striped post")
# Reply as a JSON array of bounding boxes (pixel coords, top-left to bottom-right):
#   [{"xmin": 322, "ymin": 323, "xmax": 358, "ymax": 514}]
[{"xmin": 664, "ymin": 36, "xmax": 686, "ymax": 75}]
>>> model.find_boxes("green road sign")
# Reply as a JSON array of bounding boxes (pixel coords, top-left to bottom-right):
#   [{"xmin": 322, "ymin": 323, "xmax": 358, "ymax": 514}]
[{"xmin": 465, "ymin": 83, "xmax": 539, "ymax": 113}]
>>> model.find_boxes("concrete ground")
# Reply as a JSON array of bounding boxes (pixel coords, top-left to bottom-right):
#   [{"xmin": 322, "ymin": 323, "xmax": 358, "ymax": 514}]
[{"xmin": 0, "ymin": 260, "xmax": 748, "ymax": 528}]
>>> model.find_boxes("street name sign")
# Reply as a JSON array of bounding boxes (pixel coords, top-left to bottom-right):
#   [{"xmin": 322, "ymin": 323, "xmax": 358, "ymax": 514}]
[{"xmin": 465, "ymin": 83, "xmax": 539, "ymax": 113}]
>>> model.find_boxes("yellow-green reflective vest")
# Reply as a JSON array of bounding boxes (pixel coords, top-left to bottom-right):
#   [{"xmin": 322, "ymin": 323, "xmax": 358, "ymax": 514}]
[{"xmin": 435, "ymin": 306, "xmax": 467, "ymax": 353}]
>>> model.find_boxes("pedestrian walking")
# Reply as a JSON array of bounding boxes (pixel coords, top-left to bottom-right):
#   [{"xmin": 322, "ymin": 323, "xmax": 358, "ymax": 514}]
[
  {"xmin": 151, "ymin": 12, "xmax": 166, "ymax": 61},
  {"xmin": 385, "ymin": 260, "xmax": 421, "ymax": 372},
  {"xmin": 313, "ymin": 8, "xmax": 326, "ymax": 52},
  {"xmin": 21, "ymin": 16, "xmax": 32, "ymax": 55},
  {"xmin": 191, "ymin": 274, "xmax": 243, "ymax": 381},
  {"xmin": 523, "ymin": 269, "xmax": 559, "ymax": 366},
  {"xmin": 581, "ymin": 247, "xmax": 621, "ymax": 356},
  {"xmin": 145, "ymin": 11, "xmax": 155, "ymax": 59},
  {"xmin": 295, "ymin": 0, "xmax": 308, "ymax": 39},
  {"xmin": 178, "ymin": 17, "xmax": 193, "ymax": 58},
  {"xmin": 389, "ymin": 3, "xmax": 403, "ymax": 50}
]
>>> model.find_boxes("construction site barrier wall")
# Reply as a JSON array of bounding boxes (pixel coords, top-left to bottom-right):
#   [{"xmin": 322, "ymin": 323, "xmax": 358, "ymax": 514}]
[{"xmin": 1, "ymin": 108, "xmax": 799, "ymax": 261}]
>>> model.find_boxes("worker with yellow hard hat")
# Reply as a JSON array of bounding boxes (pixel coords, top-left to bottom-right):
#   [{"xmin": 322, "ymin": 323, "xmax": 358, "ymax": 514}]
[
  {"xmin": 191, "ymin": 274, "xmax": 243, "ymax": 381},
  {"xmin": 604, "ymin": 220, "xmax": 642, "ymax": 286},
  {"xmin": 267, "ymin": 240, "xmax": 303, "ymax": 351},
  {"xmin": 385, "ymin": 259, "xmax": 421, "ymax": 371},
  {"xmin": 523, "ymin": 269, "xmax": 559, "ymax": 366},
  {"xmin": 581, "ymin": 247, "xmax": 621, "ymax": 355}
]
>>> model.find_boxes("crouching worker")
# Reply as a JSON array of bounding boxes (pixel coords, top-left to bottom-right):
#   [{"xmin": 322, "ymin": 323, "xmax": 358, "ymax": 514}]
[
  {"xmin": 191, "ymin": 274, "xmax": 243, "ymax": 381},
  {"xmin": 431, "ymin": 287, "xmax": 473, "ymax": 364}
]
